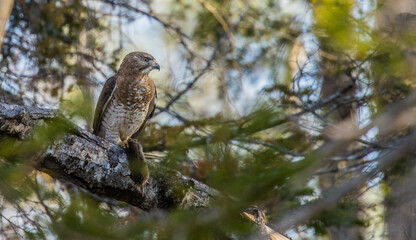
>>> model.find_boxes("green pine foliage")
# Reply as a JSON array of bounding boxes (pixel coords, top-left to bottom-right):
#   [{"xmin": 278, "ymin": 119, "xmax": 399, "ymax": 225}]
[{"xmin": 1, "ymin": 0, "xmax": 415, "ymax": 239}]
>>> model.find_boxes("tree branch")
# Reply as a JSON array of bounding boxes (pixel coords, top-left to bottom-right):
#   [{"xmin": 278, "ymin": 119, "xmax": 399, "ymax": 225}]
[
  {"xmin": 0, "ymin": 102, "xmax": 290, "ymax": 240},
  {"xmin": 0, "ymin": 103, "xmax": 217, "ymax": 211}
]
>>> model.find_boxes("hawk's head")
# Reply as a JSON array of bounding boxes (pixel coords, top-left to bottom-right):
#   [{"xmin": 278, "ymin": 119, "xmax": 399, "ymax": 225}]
[{"xmin": 118, "ymin": 51, "xmax": 160, "ymax": 75}]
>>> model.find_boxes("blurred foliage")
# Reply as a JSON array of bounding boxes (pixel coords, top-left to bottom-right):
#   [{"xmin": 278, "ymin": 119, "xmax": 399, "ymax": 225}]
[
  {"xmin": 1, "ymin": 0, "xmax": 416, "ymax": 239},
  {"xmin": 1, "ymin": 0, "xmax": 109, "ymax": 109}
]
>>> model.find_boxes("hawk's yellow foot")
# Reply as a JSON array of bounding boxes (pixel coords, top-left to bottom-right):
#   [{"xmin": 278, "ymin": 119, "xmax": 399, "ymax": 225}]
[{"xmin": 119, "ymin": 140, "xmax": 130, "ymax": 149}]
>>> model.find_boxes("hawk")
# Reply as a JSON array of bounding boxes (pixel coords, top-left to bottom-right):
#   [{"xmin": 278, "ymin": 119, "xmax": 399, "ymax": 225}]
[{"xmin": 93, "ymin": 51, "xmax": 159, "ymax": 148}]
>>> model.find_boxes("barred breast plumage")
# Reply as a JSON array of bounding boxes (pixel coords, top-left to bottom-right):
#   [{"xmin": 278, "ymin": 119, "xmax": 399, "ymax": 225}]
[{"xmin": 93, "ymin": 52, "xmax": 159, "ymax": 148}]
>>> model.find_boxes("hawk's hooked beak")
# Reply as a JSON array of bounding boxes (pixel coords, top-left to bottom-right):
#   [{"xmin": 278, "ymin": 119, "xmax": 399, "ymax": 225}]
[{"xmin": 152, "ymin": 61, "xmax": 160, "ymax": 71}]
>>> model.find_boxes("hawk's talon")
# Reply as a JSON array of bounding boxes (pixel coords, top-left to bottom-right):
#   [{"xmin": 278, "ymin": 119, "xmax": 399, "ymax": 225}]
[{"xmin": 119, "ymin": 140, "xmax": 130, "ymax": 149}]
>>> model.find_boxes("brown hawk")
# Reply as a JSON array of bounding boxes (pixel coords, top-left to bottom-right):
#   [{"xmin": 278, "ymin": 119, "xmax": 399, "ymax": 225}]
[{"xmin": 93, "ymin": 51, "xmax": 159, "ymax": 148}]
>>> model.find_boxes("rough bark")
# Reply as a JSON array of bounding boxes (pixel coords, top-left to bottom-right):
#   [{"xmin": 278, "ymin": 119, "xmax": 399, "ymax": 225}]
[
  {"xmin": 0, "ymin": 102, "xmax": 290, "ymax": 240},
  {"xmin": 0, "ymin": 102, "xmax": 217, "ymax": 211}
]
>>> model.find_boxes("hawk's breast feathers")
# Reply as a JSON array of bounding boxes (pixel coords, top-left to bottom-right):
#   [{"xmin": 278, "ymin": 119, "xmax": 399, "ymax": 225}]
[{"xmin": 92, "ymin": 52, "xmax": 159, "ymax": 146}]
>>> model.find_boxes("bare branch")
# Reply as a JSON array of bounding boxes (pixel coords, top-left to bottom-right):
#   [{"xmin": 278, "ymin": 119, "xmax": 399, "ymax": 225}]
[{"xmin": 275, "ymin": 133, "xmax": 416, "ymax": 231}]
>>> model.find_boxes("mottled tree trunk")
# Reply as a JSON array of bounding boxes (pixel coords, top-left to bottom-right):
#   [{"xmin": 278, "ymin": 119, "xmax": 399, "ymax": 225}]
[
  {"xmin": 319, "ymin": 55, "xmax": 363, "ymax": 240},
  {"xmin": 314, "ymin": 8, "xmax": 366, "ymax": 233},
  {"xmin": 376, "ymin": 2, "xmax": 416, "ymax": 240}
]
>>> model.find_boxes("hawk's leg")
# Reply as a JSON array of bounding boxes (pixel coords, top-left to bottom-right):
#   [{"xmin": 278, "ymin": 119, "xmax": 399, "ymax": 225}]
[
  {"xmin": 125, "ymin": 139, "xmax": 149, "ymax": 195},
  {"xmin": 104, "ymin": 130, "xmax": 126, "ymax": 148},
  {"xmin": 119, "ymin": 139, "xmax": 130, "ymax": 149}
]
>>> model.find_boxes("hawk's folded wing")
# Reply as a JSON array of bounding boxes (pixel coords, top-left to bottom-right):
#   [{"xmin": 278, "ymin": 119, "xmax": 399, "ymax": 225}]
[{"xmin": 93, "ymin": 75, "xmax": 117, "ymax": 135}]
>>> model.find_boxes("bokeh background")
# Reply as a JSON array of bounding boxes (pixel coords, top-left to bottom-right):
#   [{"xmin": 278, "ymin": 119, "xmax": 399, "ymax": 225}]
[{"xmin": 1, "ymin": 0, "xmax": 416, "ymax": 239}]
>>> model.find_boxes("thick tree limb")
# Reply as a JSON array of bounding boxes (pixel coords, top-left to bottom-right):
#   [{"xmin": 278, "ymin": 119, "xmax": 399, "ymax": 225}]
[
  {"xmin": 0, "ymin": 103, "xmax": 290, "ymax": 240},
  {"xmin": 0, "ymin": 103, "xmax": 217, "ymax": 211}
]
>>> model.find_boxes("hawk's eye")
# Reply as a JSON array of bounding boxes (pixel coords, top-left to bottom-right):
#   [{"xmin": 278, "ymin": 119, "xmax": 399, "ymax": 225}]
[{"xmin": 144, "ymin": 57, "xmax": 150, "ymax": 62}]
